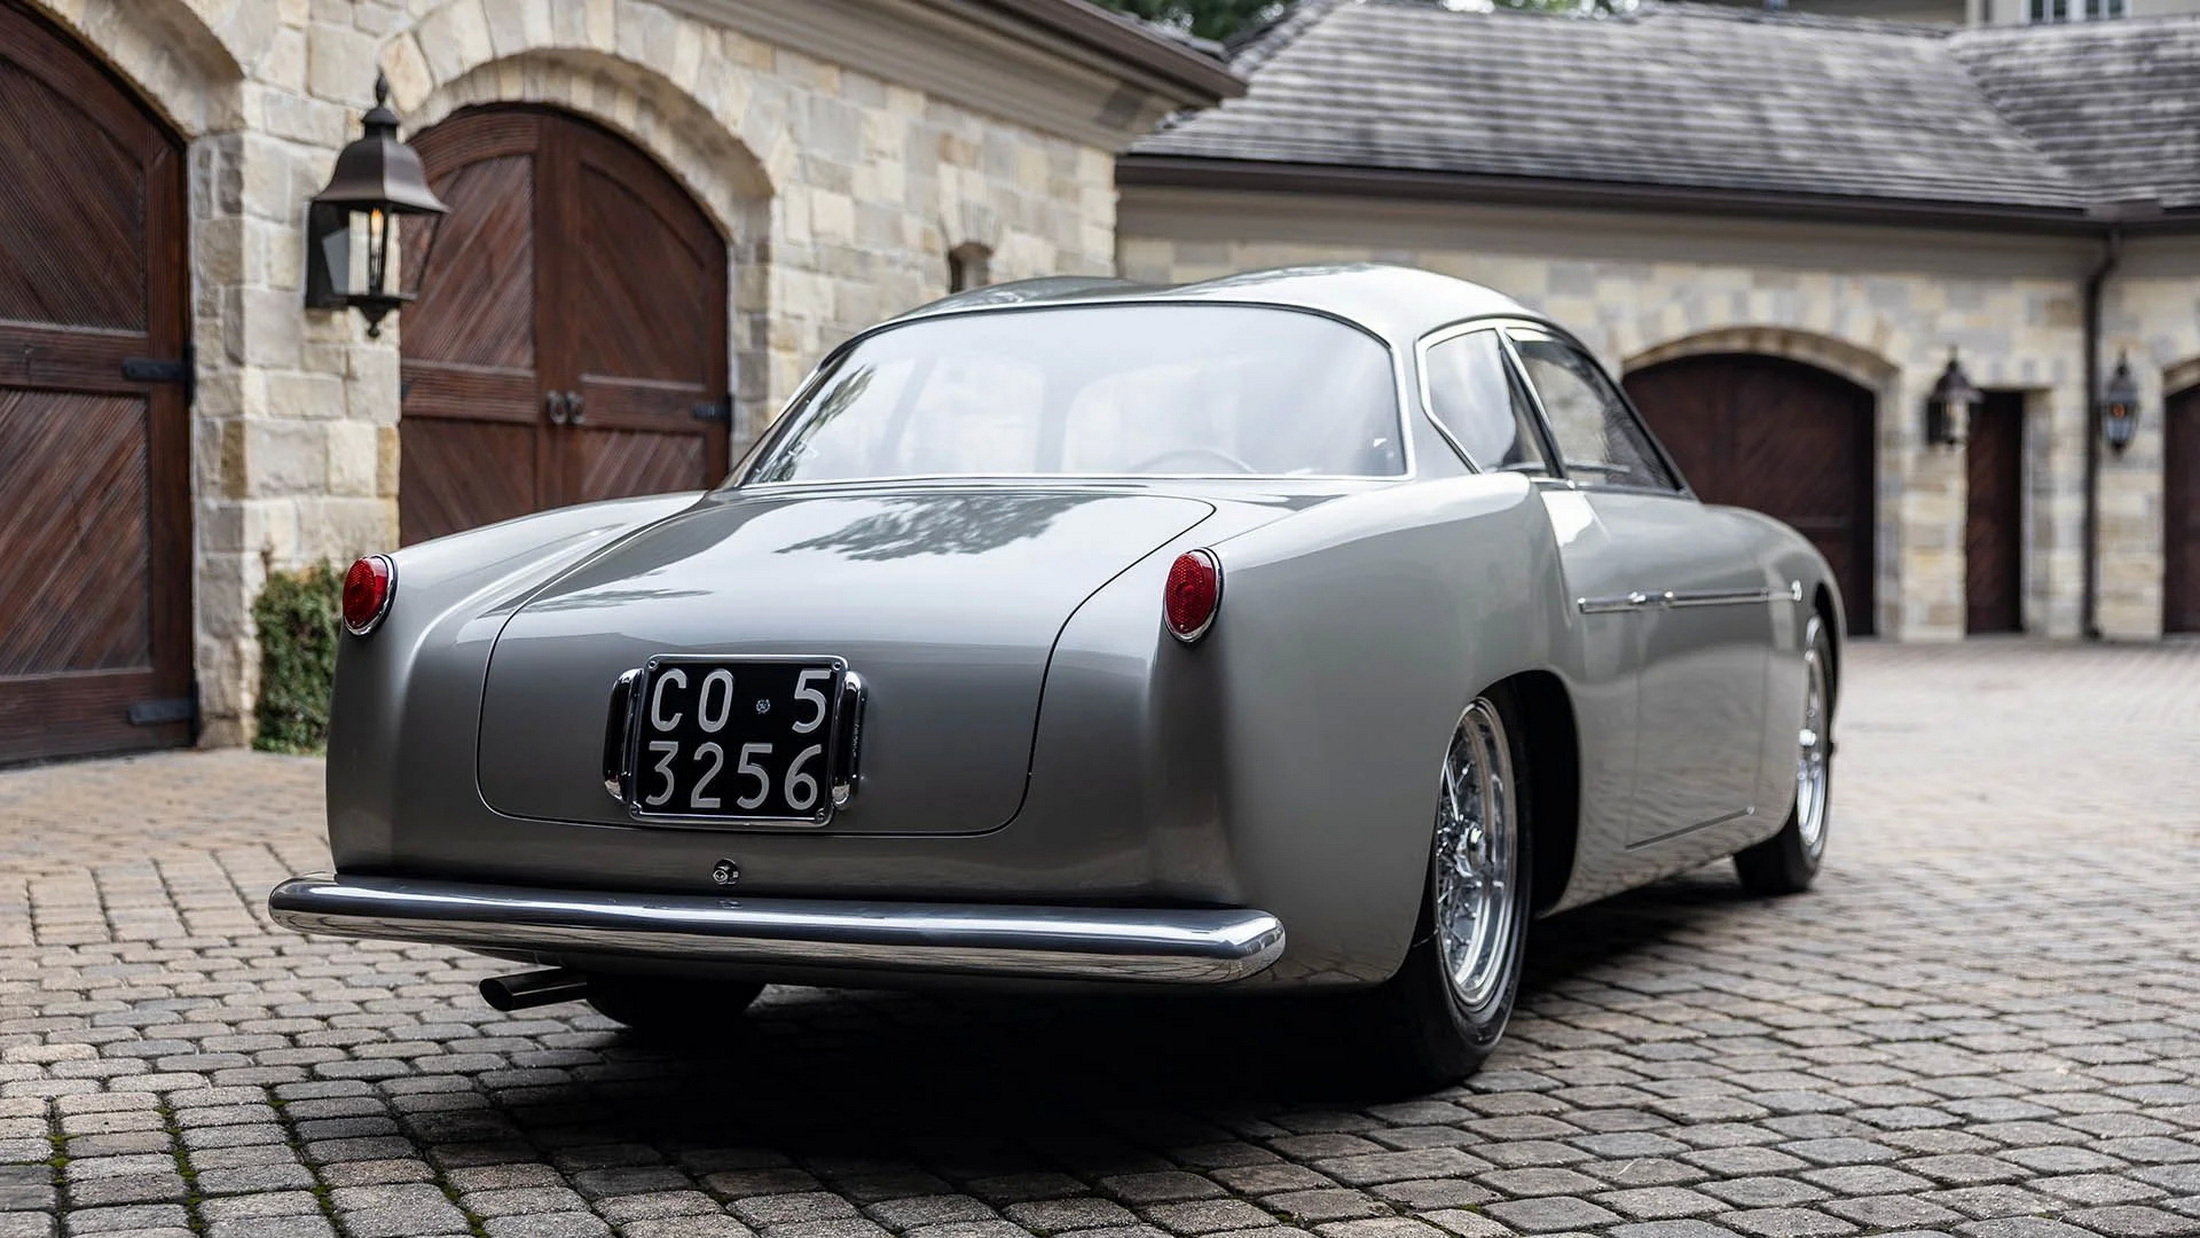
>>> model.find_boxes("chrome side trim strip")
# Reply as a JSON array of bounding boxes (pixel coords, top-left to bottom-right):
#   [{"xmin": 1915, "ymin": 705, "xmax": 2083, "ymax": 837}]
[
  {"xmin": 1576, "ymin": 591, "xmax": 1646, "ymax": 614},
  {"xmin": 1578, "ymin": 585, "xmax": 1792, "ymax": 614},
  {"xmin": 268, "ymin": 875, "xmax": 1286, "ymax": 984},
  {"xmin": 1662, "ymin": 587, "xmax": 1778, "ymax": 609}
]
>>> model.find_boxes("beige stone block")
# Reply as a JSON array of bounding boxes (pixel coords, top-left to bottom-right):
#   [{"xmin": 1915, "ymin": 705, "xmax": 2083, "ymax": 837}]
[
  {"xmin": 376, "ymin": 424, "xmax": 401, "ymax": 496},
  {"xmin": 381, "ymin": 33, "xmax": 434, "ymax": 111},
  {"xmin": 254, "ymin": 216, "xmax": 306, "ymax": 291},
  {"xmin": 244, "ymin": 419, "xmax": 327, "ymax": 497},
  {"xmin": 482, "ymin": 0, "xmax": 552, "ymax": 58},
  {"xmin": 416, "ymin": 0, "xmax": 492, "ymax": 86},
  {"xmin": 296, "ymin": 496, "xmax": 400, "ymax": 561},
  {"xmin": 203, "ymin": 417, "xmax": 244, "ymax": 501},
  {"xmin": 198, "ymin": 549, "xmax": 264, "ymax": 643},
  {"xmin": 259, "ymin": 24, "xmax": 308, "ymax": 93},
  {"xmin": 237, "ymin": 289, "xmax": 304, "ymax": 371},
  {"xmin": 196, "ymin": 215, "xmax": 245, "ymax": 289},
  {"xmin": 237, "ymin": 133, "xmax": 304, "ymax": 223},
  {"xmin": 346, "ymin": 344, "xmax": 402, "ymax": 424},
  {"xmin": 246, "ymin": 497, "xmax": 304, "ymax": 565},
  {"xmin": 326, "ymin": 420, "xmax": 380, "ymax": 497},
  {"xmin": 581, "ymin": 0, "xmax": 616, "ymax": 50},
  {"xmin": 670, "ymin": 15, "xmax": 704, "ymax": 90},
  {"xmin": 266, "ymin": 371, "xmax": 347, "ymax": 420},
  {"xmin": 301, "ymin": 339, "xmax": 348, "ymax": 377},
  {"xmin": 193, "ymin": 638, "xmax": 248, "ymax": 737},
  {"xmin": 615, "ymin": 0, "xmax": 677, "ymax": 70},
  {"xmin": 307, "ymin": 21, "xmax": 378, "ymax": 105}
]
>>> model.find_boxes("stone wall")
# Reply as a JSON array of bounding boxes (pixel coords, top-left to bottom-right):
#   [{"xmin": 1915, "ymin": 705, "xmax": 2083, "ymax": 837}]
[
  {"xmin": 1120, "ymin": 186, "xmax": 2188, "ymax": 642},
  {"xmin": 23, "ymin": 0, "xmax": 1151, "ymax": 746}
]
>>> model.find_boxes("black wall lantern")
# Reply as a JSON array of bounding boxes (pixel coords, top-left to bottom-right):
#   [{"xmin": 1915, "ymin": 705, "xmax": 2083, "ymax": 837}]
[
  {"xmin": 1924, "ymin": 348, "xmax": 1980, "ymax": 448},
  {"xmin": 2101, "ymin": 352, "xmax": 2141, "ymax": 454},
  {"xmin": 306, "ymin": 73, "xmax": 447, "ymax": 337}
]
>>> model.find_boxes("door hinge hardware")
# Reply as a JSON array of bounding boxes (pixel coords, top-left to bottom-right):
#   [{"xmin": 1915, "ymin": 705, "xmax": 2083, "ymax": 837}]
[
  {"xmin": 691, "ymin": 396, "xmax": 732, "ymax": 424},
  {"xmin": 121, "ymin": 345, "xmax": 195, "ymax": 407},
  {"xmin": 128, "ymin": 697, "xmax": 196, "ymax": 726}
]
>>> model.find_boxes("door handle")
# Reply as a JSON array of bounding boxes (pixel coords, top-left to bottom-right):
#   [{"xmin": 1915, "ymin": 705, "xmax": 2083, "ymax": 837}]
[
  {"xmin": 545, "ymin": 390, "xmax": 569, "ymax": 425},
  {"xmin": 565, "ymin": 390, "xmax": 585, "ymax": 425}
]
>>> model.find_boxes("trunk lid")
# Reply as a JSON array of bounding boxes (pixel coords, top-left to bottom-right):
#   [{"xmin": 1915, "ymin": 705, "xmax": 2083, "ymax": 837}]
[{"xmin": 476, "ymin": 487, "xmax": 1213, "ymax": 832}]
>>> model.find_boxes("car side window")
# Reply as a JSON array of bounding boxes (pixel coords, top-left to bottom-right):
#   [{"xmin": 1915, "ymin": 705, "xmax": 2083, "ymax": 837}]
[
  {"xmin": 1421, "ymin": 330, "xmax": 1554, "ymax": 476},
  {"xmin": 1509, "ymin": 333, "xmax": 1678, "ymax": 491}
]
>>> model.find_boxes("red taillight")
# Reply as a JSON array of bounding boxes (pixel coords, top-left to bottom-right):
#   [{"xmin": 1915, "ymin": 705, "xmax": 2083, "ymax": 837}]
[
  {"xmin": 342, "ymin": 555, "xmax": 395, "ymax": 636},
  {"xmin": 1164, "ymin": 549, "xmax": 1222, "ymax": 643}
]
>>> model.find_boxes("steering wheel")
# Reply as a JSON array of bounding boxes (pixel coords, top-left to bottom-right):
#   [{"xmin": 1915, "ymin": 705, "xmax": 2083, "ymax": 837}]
[{"xmin": 1129, "ymin": 446, "xmax": 1258, "ymax": 474}]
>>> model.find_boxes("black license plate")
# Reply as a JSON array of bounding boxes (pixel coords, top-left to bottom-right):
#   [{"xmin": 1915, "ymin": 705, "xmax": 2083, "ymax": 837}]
[{"xmin": 626, "ymin": 656, "xmax": 848, "ymax": 824}]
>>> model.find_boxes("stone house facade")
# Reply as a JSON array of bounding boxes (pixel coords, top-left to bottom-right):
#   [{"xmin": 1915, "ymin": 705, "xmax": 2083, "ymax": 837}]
[
  {"xmin": 11, "ymin": 0, "xmax": 2200, "ymax": 765},
  {"xmin": 0, "ymin": 0, "xmax": 1235, "ymax": 762},
  {"xmin": 1121, "ymin": 0, "xmax": 2200, "ymax": 644}
]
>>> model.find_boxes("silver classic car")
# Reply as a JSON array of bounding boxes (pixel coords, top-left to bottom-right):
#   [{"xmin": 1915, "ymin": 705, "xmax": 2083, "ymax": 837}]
[{"xmin": 271, "ymin": 265, "xmax": 1840, "ymax": 1087}]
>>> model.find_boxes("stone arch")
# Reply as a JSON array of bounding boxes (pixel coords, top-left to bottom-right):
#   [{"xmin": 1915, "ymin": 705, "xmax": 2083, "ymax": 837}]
[
  {"xmin": 2161, "ymin": 354, "xmax": 2200, "ymax": 400},
  {"xmin": 389, "ymin": 36, "xmax": 776, "ymax": 427},
  {"xmin": 1620, "ymin": 326, "xmax": 1899, "ymax": 638},
  {"xmin": 1622, "ymin": 325, "xmax": 1899, "ymax": 397},
  {"xmin": 13, "ymin": 0, "xmax": 247, "ymax": 137}
]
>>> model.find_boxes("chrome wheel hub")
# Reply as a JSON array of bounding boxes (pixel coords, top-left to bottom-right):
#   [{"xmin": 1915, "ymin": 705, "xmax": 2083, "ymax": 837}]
[
  {"xmin": 1433, "ymin": 699, "xmax": 1520, "ymax": 1012},
  {"xmin": 1795, "ymin": 639, "xmax": 1831, "ymax": 857}
]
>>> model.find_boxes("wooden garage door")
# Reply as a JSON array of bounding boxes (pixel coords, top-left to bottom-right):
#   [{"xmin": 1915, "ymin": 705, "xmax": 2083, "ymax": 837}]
[
  {"xmin": 1624, "ymin": 354, "xmax": 1877, "ymax": 635},
  {"xmin": 2168, "ymin": 388, "xmax": 2200, "ymax": 634},
  {"xmin": 398, "ymin": 107, "xmax": 729, "ymax": 545},
  {"xmin": 0, "ymin": 0, "xmax": 192, "ymax": 764}
]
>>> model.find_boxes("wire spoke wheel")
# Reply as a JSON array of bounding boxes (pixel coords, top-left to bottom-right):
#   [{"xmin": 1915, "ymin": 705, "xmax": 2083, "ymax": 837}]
[
  {"xmin": 1736, "ymin": 613, "xmax": 1835, "ymax": 897},
  {"xmin": 1432, "ymin": 699, "xmax": 1520, "ymax": 1014},
  {"xmin": 1795, "ymin": 634, "xmax": 1831, "ymax": 859}
]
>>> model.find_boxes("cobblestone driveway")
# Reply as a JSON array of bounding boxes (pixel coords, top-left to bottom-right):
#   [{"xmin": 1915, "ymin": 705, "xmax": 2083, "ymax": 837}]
[{"xmin": 3, "ymin": 642, "xmax": 2198, "ymax": 1238}]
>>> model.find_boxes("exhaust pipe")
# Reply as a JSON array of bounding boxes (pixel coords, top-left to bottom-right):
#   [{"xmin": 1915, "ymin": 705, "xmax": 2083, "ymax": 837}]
[{"xmin": 480, "ymin": 968, "xmax": 588, "ymax": 1011}]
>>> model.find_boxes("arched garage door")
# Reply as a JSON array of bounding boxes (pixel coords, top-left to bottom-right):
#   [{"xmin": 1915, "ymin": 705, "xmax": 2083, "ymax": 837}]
[
  {"xmin": 398, "ymin": 107, "xmax": 730, "ymax": 545},
  {"xmin": 0, "ymin": 0, "xmax": 193, "ymax": 763},
  {"xmin": 2168, "ymin": 387, "xmax": 2200, "ymax": 634},
  {"xmin": 1625, "ymin": 353, "xmax": 1877, "ymax": 635}
]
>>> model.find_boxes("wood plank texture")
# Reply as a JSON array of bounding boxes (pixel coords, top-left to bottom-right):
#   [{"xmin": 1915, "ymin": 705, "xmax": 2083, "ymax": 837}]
[
  {"xmin": 1625, "ymin": 352, "xmax": 1878, "ymax": 634},
  {"xmin": 1965, "ymin": 392, "xmax": 2024, "ymax": 634},
  {"xmin": 0, "ymin": 0, "xmax": 191, "ymax": 765},
  {"xmin": 400, "ymin": 106, "xmax": 728, "ymax": 544},
  {"xmin": 2168, "ymin": 388, "xmax": 2200, "ymax": 634},
  {"xmin": 400, "ymin": 115, "xmax": 544, "ymax": 546}
]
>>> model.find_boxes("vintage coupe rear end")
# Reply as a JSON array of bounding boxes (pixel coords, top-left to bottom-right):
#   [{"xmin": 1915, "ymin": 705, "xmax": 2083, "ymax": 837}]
[{"xmin": 273, "ymin": 266, "xmax": 1844, "ymax": 1085}]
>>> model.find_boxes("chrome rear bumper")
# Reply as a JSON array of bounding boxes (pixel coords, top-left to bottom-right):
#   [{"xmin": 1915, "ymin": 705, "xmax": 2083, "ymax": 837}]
[{"xmin": 267, "ymin": 874, "xmax": 1286, "ymax": 984}]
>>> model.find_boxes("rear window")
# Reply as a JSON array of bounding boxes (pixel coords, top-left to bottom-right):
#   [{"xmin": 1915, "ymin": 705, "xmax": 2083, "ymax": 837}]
[{"xmin": 745, "ymin": 304, "xmax": 1404, "ymax": 484}]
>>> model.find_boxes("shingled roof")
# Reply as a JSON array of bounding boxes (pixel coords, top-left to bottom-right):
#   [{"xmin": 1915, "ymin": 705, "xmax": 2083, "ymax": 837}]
[{"xmin": 1125, "ymin": 0, "xmax": 2200, "ymax": 224}]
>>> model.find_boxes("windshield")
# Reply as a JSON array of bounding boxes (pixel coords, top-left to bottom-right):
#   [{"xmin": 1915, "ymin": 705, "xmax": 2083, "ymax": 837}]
[{"xmin": 745, "ymin": 304, "xmax": 1405, "ymax": 484}]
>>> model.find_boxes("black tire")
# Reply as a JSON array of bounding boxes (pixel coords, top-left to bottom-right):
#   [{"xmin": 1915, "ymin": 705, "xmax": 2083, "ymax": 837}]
[
  {"xmin": 584, "ymin": 974, "xmax": 764, "ymax": 1036},
  {"xmin": 1734, "ymin": 613, "xmax": 1835, "ymax": 895},
  {"xmin": 1327, "ymin": 686, "xmax": 1534, "ymax": 1095}
]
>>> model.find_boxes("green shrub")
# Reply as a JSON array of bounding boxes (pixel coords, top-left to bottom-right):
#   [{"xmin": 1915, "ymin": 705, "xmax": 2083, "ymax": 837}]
[{"xmin": 253, "ymin": 561, "xmax": 342, "ymax": 754}]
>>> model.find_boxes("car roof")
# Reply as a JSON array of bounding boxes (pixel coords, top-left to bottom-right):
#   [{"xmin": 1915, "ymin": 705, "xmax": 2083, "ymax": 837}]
[{"xmin": 893, "ymin": 263, "xmax": 1542, "ymax": 349}]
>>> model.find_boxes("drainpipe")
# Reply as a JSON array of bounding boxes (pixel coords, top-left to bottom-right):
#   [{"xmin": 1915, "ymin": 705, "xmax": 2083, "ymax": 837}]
[
  {"xmin": 2081, "ymin": 226, "xmax": 2119, "ymax": 641},
  {"xmin": 2078, "ymin": 199, "xmax": 2167, "ymax": 640}
]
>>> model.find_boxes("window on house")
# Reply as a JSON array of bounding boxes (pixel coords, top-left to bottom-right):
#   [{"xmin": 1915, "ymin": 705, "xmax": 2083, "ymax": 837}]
[
  {"xmin": 947, "ymin": 242, "xmax": 992, "ymax": 293},
  {"xmin": 2029, "ymin": 0, "xmax": 2122, "ymax": 22}
]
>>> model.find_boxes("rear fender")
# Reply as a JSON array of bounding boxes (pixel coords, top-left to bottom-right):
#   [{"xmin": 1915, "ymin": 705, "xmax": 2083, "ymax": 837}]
[
  {"xmin": 326, "ymin": 495, "xmax": 700, "ymax": 869},
  {"xmin": 1205, "ymin": 474, "xmax": 1572, "ymax": 984},
  {"xmin": 1718, "ymin": 507, "xmax": 1846, "ymax": 826}
]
